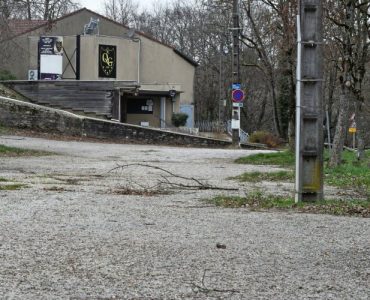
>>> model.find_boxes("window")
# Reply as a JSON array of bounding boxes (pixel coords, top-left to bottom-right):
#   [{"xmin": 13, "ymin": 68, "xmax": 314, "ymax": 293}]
[{"xmin": 127, "ymin": 99, "xmax": 153, "ymax": 114}]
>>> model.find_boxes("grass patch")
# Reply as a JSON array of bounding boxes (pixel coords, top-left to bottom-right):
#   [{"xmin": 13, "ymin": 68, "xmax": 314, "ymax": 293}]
[
  {"xmin": 209, "ymin": 191, "xmax": 294, "ymax": 209},
  {"xmin": 207, "ymin": 191, "xmax": 370, "ymax": 217},
  {"xmin": 0, "ymin": 178, "xmax": 9, "ymax": 182},
  {"xmin": 235, "ymin": 150, "xmax": 370, "ymax": 197},
  {"xmin": 235, "ymin": 151, "xmax": 295, "ymax": 166},
  {"xmin": 0, "ymin": 144, "xmax": 51, "ymax": 157},
  {"xmin": 232, "ymin": 170, "xmax": 294, "ymax": 182},
  {"xmin": 0, "ymin": 184, "xmax": 27, "ymax": 191},
  {"xmin": 325, "ymin": 151, "xmax": 370, "ymax": 196}
]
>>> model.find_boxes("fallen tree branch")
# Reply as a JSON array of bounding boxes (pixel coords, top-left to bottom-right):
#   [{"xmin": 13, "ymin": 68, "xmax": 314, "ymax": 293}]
[{"xmin": 108, "ymin": 163, "xmax": 238, "ymax": 191}]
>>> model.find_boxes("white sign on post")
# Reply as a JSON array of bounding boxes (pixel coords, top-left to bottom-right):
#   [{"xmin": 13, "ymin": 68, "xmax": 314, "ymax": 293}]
[
  {"xmin": 231, "ymin": 118, "xmax": 240, "ymax": 129},
  {"xmin": 231, "ymin": 106, "xmax": 240, "ymax": 129}
]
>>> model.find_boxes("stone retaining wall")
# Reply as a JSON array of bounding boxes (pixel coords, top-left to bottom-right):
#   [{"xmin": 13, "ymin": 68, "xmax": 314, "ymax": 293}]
[{"xmin": 0, "ymin": 96, "xmax": 231, "ymax": 148}]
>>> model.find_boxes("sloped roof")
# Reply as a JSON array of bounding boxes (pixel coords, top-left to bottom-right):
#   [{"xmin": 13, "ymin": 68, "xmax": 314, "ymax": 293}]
[
  {"xmin": 7, "ymin": 8, "xmax": 198, "ymax": 67},
  {"xmin": 7, "ymin": 19, "xmax": 48, "ymax": 36}
]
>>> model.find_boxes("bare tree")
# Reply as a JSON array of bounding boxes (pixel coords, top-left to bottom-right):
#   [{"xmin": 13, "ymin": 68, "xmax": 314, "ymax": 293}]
[
  {"xmin": 240, "ymin": 0, "xmax": 298, "ymax": 141},
  {"xmin": 131, "ymin": 0, "xmax": 234, "ymax": 123},
  {"xmin": 327, "ymin": 0, "xmax": 370, "ymax": 166},
  {"xmin": 0, "ymin": 0, "xmax": 79, "ymax": 20},
  {"xmin": 98, "ymin": 0, "xmax": 370, "ymax": 147},
  {"xmin": 104, "ymin": 0, "xmax": 139, "ymax": 26}
]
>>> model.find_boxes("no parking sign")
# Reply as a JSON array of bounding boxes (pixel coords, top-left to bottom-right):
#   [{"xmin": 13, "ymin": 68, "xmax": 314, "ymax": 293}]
[{"xmin": 232, "ymin": 89, "xmax": 245, "ymax": 102}]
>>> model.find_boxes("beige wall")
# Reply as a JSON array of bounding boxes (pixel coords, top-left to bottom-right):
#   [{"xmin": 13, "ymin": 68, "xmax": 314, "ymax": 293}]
[
  {"xmin": 139, "ymin": 37, "xmax": 195, "ymax": 106},
  {"xmin": 62, "ymin": 36, "xmax": 78, "ymax": 79},
  {"xmin": 3, "ymin": 35, "xmax": 29, "ymax": 79},
  {"xmin": 1, "ymin": 9, "xmax": 195, "ymax": 116},
  {"xmin": 80, "ymin": 35, "xmax": 139, "ymax": 81}
]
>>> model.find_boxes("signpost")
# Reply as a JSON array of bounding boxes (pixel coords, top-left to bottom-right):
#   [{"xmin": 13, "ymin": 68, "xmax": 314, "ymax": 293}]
[
  {"xmin": 231, "ymin": 85, "xmax": 245, "ymax": 136},
  {"xmin": 231, "ymin": 0, "xmax": 241, "ymax": 146},
  {"xmin": 349, "ymin": 120, "xmax": 357, "ymax": 149}
]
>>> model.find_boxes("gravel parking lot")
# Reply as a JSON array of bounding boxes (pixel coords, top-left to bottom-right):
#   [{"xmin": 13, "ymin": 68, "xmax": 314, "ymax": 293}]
[{"xmin": 0, "ymin": 136, "xmax": 369, "ymax": 299}]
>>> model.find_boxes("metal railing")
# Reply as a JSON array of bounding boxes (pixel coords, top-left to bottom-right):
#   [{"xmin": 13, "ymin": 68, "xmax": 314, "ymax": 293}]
[
  {"xmin": 227, "ymin": 120, "xmax": 249, "ymax": 144},
  {"xmin": 240, "ymin": 128, "xmax": 249, "ymax": 144},
  {"xmin": 195, "ymin": 120, "xmax": 228, "ymax": 133}
]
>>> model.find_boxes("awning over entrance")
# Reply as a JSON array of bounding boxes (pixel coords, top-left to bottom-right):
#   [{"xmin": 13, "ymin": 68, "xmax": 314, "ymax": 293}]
[{"xmin": 137, "ymin": 84, "xmax": 183, "ymax": 97}]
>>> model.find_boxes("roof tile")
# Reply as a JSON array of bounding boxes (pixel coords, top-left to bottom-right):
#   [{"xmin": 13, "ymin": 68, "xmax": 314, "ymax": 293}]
[{"xmin": 7, "ymin": 19, "xmax": 48, "ymax": 36}]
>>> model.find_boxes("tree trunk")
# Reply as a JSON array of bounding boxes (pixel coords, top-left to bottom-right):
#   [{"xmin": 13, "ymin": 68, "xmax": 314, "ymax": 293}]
[
  {"xmin": 329, "ymin": 90, "xmax": 350, "ymax": 167},
  {"xmin": 288, "ymin": 119, "xmax": 295, "ymax": 151},
  {"xmin": 288, "ymin": 58, "xmax": 296, "ymax": 150},
  {"xmin": 43, "ymin": 0, "xmax": 50, "ymax": 20},
  {"xmin": 256, "ymin": 93, "xmax": 267, "ymax": 129},
  {"xmin": 269, "ymin": 76, "xmax": 282, "ymax": 137},
  {"xmin": 329, "ymin": 1, "xmax": 355, "ymax": 167},
  {"xmin": 356, "ymin": 100, "xmax": 366, "ymax": 161},
  {"xmin": 26, "ymin": 0, "xmax": 32, "ymax": 20}
]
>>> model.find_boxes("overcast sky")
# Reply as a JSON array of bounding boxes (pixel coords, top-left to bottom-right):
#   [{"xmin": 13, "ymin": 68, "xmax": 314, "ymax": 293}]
[{"xmin": 78, "ymin": 0, "xmax": 174, "ymax": 13}]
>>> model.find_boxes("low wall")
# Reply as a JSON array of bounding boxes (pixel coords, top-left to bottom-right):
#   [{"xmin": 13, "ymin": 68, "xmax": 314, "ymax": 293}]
[{"xmin": 0, "ymin": 96, "xmax": 231, "ymax": 148}]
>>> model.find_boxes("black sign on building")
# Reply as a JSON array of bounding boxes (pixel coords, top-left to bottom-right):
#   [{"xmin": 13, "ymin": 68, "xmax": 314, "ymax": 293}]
[{"xmin": 99, "ymin": 45, "xmax": 117, "ymax": 78}]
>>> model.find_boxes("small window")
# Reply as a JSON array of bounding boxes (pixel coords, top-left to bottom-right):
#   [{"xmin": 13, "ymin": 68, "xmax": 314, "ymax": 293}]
[{"xmin": 127, "ymin": 99, "xmax": 153, "ymax": 114}]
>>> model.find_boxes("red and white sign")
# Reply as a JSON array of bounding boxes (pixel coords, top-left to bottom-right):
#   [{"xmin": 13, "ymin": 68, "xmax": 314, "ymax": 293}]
[{"xmin": 232, "ymin": 89, "xmax": 245, "ymax": 102}]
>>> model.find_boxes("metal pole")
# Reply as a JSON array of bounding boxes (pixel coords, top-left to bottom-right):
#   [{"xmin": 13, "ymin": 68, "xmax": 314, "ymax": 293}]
[
  {"xmin": 295, "ymin": 13, "xmax": 303, "ymax": 203},
  {"xmin": 219, "ymin": 52, "xmax": 222, "ymax": 125},
  {"xmin": 353, "ymin": 133, "xmax": 356, "ymax": 150},
  {"xmin": 232, "ymin": 0, "xmax": 240, "ymax": 146}
]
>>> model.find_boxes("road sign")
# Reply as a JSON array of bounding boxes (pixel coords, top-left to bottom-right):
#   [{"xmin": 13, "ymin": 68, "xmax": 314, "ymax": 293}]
[
  {"xmin": 232, "ymin": 102, "xmax": 244, "ymax": 108},
  {"xmin": 349, "ymin": 127, "xmax": 357, "ymax": 133},
  {"xmin": 232, "ymin": 83, "xmax": 241, "ymax": 90},
  {"xmin": 232, "ymin": 89, "xmax": 245, "ymax": 102}
]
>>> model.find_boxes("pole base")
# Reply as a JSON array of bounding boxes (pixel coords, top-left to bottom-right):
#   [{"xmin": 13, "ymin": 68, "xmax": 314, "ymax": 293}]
[{"xmin": 295, "ymin": 192, "xmax": 324, "ymax": 203}]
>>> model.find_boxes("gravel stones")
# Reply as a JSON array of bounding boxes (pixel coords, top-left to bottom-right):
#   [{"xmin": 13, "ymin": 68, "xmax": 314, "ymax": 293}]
[{"xmin": 0, "ymin": 136, "xmax": 369, "ymax": 299}]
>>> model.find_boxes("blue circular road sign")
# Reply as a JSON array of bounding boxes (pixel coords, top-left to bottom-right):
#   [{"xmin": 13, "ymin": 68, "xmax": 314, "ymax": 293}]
[{"xmin": 232, "ymin": 89, "xmax": 245, "ymax": 102}]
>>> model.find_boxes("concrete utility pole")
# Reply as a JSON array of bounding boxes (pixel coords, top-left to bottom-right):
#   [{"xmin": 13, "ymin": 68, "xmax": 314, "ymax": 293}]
[
  {"xmin": 295, "ymin": 0, "xmax": 324, "ymax": 202},
  {"xmin": 231, "ymin": 0, "xmax": 241, "ymax": 146}
]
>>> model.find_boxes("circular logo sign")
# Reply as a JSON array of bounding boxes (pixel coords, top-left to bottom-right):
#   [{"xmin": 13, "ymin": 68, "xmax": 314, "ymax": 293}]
[{"xmin": 232, "ymin": 89, "xmax": 245, "ymax": 102}]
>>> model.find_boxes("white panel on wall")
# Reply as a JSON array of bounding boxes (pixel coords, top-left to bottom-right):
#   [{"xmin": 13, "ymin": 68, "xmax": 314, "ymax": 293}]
[{"xmin": 40, "ymin": 55, "xmax": 63, "ymax": 74}]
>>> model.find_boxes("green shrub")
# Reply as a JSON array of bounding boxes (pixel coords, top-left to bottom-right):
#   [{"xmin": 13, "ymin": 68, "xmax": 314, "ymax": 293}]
[
  {"xmin": 171, "ymin": 113, "xmax": 188, "ymax": 127},
  {"xmin": 249, "ymin": 131, "xmax": 283, "ymax": 148},
  {"xmin": 0, "ymin": 70, "xmax": 16, "ymax": 81}
]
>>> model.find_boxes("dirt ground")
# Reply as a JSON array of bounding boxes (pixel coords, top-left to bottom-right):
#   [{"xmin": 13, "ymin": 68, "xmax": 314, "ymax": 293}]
[{"xmin": 0, "ymin": 135, "xmax": 369, "ymax": 299}]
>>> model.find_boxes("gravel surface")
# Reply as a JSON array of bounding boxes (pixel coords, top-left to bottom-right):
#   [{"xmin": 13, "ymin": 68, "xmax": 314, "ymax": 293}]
[{"xmin": 0, "ymin": 136, "xmax": 369, "ymax": 299}]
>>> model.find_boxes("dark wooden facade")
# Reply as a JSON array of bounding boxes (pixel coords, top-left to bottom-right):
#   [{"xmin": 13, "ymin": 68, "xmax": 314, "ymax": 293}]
[{"xmin": 5, "ymin": 81, "xmax": 138, "ymax": 119}]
